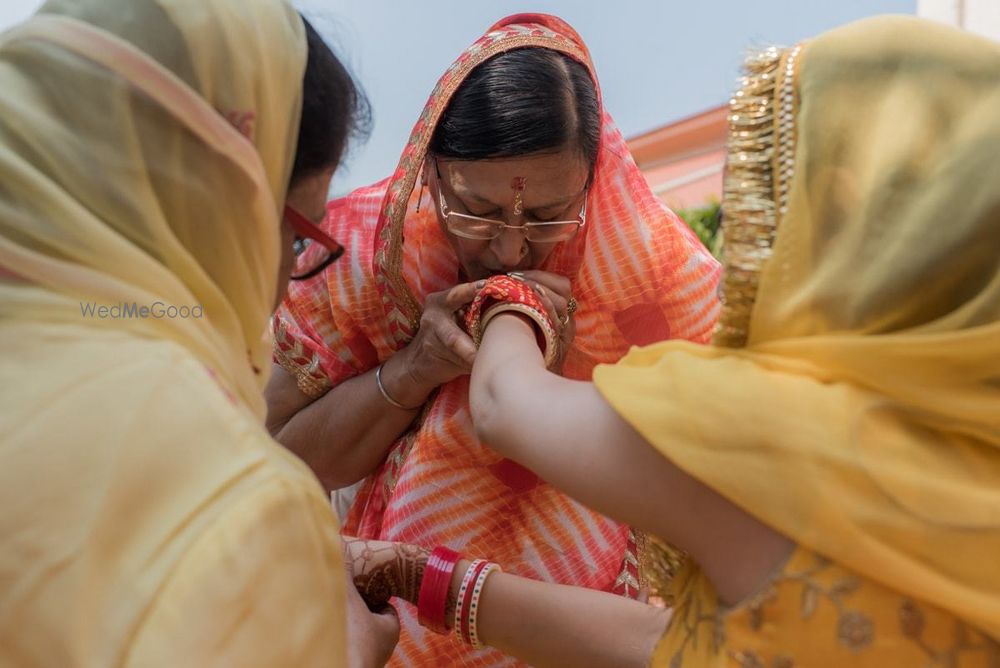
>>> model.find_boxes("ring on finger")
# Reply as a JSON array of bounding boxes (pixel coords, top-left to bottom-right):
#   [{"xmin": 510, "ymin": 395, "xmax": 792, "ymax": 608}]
[{"xmin": 566, "ymin": 297, "xmax": 578, "ymax": 315}]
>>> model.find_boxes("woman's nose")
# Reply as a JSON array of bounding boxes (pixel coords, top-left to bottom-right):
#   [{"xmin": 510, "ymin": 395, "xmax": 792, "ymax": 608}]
[{"xmin": 491, "ymin": 226, "xmax": 527, "ymax": 268}]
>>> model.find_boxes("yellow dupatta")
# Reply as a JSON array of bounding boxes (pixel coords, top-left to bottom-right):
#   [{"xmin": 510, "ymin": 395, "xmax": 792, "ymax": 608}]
[
  {"xmin": 1, "ymin": 1, "xmax": 349, "ymax": 665},
  {"xmin": 0, "ymin": 0, "xmax": 302, "ymax": 415},
  {"xmin": 594, "ymin": 16, "xmax": 1000, "ymax": 639}
]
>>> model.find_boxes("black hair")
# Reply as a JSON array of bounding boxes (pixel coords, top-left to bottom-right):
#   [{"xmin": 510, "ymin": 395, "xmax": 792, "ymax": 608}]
[
  {"xmin": 429, "ymin": 48, "xmax": 600, "ymax": 176},
  {"xmin": 290, "ymin": 17, "xmax": 370, "ymax": 186}
]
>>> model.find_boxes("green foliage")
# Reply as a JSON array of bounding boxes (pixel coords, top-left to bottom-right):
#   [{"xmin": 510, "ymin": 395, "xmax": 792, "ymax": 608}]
[{"xmin": 675, "ymin": 201, "xmax": 722, "ymax": 258}]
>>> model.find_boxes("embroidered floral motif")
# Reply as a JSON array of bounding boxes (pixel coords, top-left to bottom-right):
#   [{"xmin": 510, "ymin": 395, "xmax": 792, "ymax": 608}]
[
  {"xmin": 896, "ymin": 598, "xmax": 1000, "ymax": 666},
  {"xmin": 899, "ymin": 599, "xmax": 926, "ymax": 639},
  {"xmin": 837, "ymin": 611, "xmax": 874, "ymax": 651}
]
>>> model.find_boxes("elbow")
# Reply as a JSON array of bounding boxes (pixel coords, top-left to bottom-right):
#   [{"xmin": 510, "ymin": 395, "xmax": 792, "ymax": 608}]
[{"xmin": 472, "ymin": 400, "xmax": 500, "ymax": 448}]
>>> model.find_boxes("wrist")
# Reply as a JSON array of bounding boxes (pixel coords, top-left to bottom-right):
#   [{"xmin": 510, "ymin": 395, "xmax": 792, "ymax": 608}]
[
  {"xmin": 415, "ymin": 546, "xmax": 463, "ymax": 634},
  {"xmin": 480, "ymin": 314, "xmax": 546, "ymax": 368},
  {"xmin": 445, "ymin": 559, "xmax": 473, "ymax": 630},
  {"xmin": 380, "ymin": 350, "xmax": 434, "ymax": 409},
  {"xmin": 400, "ymin": 544, "xmax": 432, "ymax": 606}
]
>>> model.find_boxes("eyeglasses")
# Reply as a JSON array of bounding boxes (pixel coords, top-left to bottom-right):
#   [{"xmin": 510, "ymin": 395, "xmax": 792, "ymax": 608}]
[
  {"xmin": 284, "ymin": 204, "xmax": 344, "ymax": 281},
  {"xmin": 434, "ymin": 162, "xmax": 587, "ymax": 243}
]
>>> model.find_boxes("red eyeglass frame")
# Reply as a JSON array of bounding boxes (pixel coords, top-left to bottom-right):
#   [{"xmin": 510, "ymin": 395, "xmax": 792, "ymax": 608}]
[{"xmin": 283, "ymin": 204, "xmax": 344, "ymax": 280}]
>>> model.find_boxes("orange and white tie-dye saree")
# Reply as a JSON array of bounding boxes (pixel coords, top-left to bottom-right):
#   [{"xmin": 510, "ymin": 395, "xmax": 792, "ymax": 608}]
[{"xmin": 274, "ymin": 14, "xmax": 720, "ymax": 667}]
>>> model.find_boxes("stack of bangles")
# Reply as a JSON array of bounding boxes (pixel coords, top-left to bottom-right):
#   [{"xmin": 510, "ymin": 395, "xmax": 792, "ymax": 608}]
[{"xmin": 416, "ymin": 546, "xmax": 502, "ymax": 649}]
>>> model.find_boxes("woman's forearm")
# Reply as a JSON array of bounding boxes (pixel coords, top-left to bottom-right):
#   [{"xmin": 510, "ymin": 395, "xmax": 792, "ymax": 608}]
[
  {"xmin": 265, "ymin": 351, "xmax": 434, "ymax": 491},
  {"xmin": 470, "ymin": 315, "xmax": 793, "ymax": 605},
  {"xmin": 474, "ymin": 570, "xmax": 667, "ymax": 668},
  {"xmin": 399, "ymin": 553, "xmax": 667, "ymax": 668}
]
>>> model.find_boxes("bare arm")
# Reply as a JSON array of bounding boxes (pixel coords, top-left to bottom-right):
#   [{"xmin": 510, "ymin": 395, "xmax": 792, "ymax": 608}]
[
  {"xmin": 347, "ymin": 539, "xmax": 668, "ymax": 668},
  {"xmin": 469, "ymin": 314, "xmax": 792, "ymax": 606},
  {"xmin": 265, "ymin": 354, "xmax": 432, "ymax": 491},
  {"xmin": 266, "ymin": 281, "xmax": 484, "ymax": 491},
  {"xmin": 473, "ymin": 567, "xmax": 667, "ymax": 668}
]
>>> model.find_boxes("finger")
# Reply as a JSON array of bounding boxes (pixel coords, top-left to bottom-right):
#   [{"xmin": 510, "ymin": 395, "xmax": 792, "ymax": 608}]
[
  {"xmin": 371, "ymin": 605, "xmax": 401, "ymax": 664},
  {"xmin": 542, "ymin": 285, "xmax": 568, "ymax": 318},
  {"xmin": 532, "ymin": 283, "xmax": 561, "ymax": 331},
  {"xmin": 372, "ymin": 603, "xmax": 400, "ymax": 626},
  {"xmin": 437, "ymin": 320, "xmax": 477, "ymax": 366},
  {"xmin": 442, "ymin": 280, "xmax": 487, "ymax": 310},
  {"xmin": 512, "ymin": 270, "xmax": 571, "ymax": 300}
]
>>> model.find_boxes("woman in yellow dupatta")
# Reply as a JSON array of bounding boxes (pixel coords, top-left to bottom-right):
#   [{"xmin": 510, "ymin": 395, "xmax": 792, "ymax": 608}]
[
  {"xmin": 347, "ymin": 15, "xmax": 1000, "ymax": 667},
  {"xmin": 0, "ymin": 0, "xmax": 392, "ymax": 665}
]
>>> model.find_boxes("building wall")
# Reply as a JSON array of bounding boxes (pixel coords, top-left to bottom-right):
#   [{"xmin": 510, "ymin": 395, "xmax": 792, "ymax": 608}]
[
  {"xmin": 626, "ymin": 105, "xmax": 727, "ymax": 211},
  {"xmin": 918, "ymin": 0, "xmax": 1000, "ymax": 40}
]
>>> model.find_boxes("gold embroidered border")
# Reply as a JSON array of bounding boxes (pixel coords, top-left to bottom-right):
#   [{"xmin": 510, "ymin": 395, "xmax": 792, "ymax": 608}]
[
  {"xmin": 713, "ymin": 43, "xmax": 802, "ymax": 348},
  {"xmin": 272, "ymin": 318, "xmax": 331, "ymax": 399}
]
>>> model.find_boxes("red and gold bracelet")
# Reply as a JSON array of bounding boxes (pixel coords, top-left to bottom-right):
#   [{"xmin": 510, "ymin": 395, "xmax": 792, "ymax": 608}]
[
  {"xmin": 416, "ymin": 546, "xmax": 462, "ymax": 634},
  {"xmin": 463, "ymin": 275, "xmax": 561, "ymax": 369}
]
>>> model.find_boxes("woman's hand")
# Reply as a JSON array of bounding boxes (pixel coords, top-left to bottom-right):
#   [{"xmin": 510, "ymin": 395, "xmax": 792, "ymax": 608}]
[
  {"xmin": 344, "ymin": 537, "xmax": 431, "ymax": 608},
  {"xmin": 344, "ymin": 570, "xmax": 400, "ymax": 668},
  {"xmin": 392, "ymin": 281, "xmax": 485, "ymax": 395}
]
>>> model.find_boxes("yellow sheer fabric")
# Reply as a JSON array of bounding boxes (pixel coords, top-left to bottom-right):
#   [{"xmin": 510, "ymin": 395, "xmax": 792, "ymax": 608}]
[
  {"xmin": 594, "ymin": 14, "xmax": 1000, "ymax": 661},
  {"xmin": 0, "ymin": 1, "xmax": 347, "ymax": 664}
]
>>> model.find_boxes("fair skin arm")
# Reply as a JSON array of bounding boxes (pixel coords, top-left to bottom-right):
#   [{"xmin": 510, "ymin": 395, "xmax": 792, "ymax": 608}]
[
  {"xmin": 469, "ymin": 315, "xmax": 794, "ymax": 606},
  {"xmin": 346, "ymin": 538, "xmax": 668, "ymax": 668}
]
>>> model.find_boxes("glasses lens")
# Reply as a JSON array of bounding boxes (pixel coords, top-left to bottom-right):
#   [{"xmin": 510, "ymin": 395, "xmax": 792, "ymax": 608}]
[
  {"xmin": 446, "ymin": 213, "xmax": 503, "ymax": 240},
  {"xmin": 523, "ymin": 222, "xmax": 581, "ymax": 243}
]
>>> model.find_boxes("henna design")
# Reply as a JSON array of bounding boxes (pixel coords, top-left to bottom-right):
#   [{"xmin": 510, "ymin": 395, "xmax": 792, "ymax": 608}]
[{"xmin": 345, "ymin": 539, "xmax": 431, "ymax": 608}]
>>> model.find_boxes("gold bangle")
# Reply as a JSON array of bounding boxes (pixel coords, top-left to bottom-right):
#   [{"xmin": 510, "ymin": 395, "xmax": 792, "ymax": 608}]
[{"xmin": 376, "ymin": 363, "xmax": 421, "ymax": 411}]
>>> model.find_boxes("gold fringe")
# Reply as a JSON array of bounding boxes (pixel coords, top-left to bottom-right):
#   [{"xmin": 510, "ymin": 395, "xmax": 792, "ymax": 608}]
[
  {"xmin": 640, "ymin": 44, "xmax": 805, "ymax": 600},
  {"xmin": 712, "ymin": 47, "xmax": 785, "ymax": 349},
  {"xmin": 640, "ymin": 533, "xmax": 688, "ymax": 606}
]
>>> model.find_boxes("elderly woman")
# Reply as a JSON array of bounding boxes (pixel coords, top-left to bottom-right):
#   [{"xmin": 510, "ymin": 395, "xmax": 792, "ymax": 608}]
[
  {"xmin": 0, "ymin": 1, "xmax": 395, "ymax": 665},
  {"xmin": 346, "ymin": 16, "xmax": 1000, "ymax": 668},
  {"xmin": 266, "ymin": 13, "xmax": 721, "ymax": 667}
]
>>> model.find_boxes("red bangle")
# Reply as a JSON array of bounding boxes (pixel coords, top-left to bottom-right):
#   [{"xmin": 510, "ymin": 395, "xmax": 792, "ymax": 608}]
[
  {"xmin": 459, "ymin": 560, "xmax": 491, "ymax": 645},
  {"xmin": 417, "ymin": 546, "xmax": 461, "ymax": 634}
]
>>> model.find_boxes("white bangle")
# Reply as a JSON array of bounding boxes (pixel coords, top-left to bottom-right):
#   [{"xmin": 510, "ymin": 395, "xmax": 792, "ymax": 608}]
[
  {"xmin": 468, "ymin": 563, "xmax": 502, "ymax": 649},
  {"xmin": 375, "ymin": 363, "xmax": 421, "ymax": 410}
]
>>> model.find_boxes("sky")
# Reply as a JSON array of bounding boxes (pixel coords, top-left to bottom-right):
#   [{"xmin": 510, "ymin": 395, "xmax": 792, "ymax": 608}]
[{"xmin": 2, "ymin": 0, "xmax": 915, "ymax": 194}]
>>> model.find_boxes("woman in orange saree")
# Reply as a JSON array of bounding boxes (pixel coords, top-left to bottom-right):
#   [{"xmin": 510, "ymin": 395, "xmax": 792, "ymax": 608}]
[
  {"xmin": 268, "ymin": 13, "xmax": 720, "ymax": 666},
  {"xmin": 345, "ymin": 15, "xmax": 1000, "ymax": 668}
]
